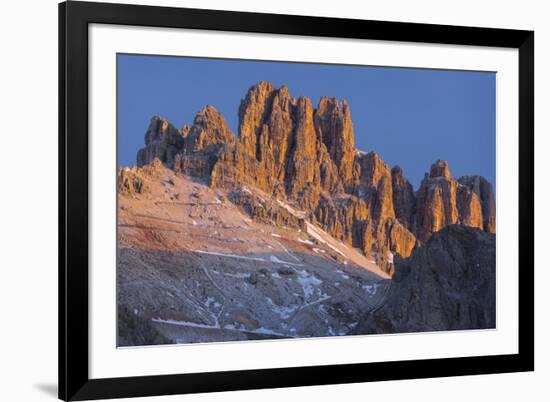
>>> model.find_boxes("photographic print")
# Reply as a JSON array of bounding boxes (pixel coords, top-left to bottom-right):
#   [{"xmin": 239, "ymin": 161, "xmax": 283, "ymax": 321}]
[{"xmin": 116, "ymin": 54, "xmax": 496, "ymax": 347}]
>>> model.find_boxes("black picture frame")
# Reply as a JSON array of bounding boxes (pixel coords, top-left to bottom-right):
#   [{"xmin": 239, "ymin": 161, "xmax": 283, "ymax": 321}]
[{"xmin": 59, "ymin": 1, "xmax": 534, "ymax": 400}]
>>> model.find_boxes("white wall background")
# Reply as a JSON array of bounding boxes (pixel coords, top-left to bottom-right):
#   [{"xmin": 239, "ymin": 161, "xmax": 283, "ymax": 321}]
[{"xmin": 0, "ymin": 0, "xmax": 546, "ymax": 401}]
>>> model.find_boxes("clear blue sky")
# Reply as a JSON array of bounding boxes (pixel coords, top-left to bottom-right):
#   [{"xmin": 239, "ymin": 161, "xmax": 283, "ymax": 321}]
[{"xmin": 118, "ymin": 54, "xmax": 495, "ymax": 189}]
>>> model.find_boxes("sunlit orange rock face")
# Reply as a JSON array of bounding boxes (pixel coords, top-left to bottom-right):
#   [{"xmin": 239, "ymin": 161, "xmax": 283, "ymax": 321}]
[
  {"xmin": 135, "ymin": 81, "xmax": 496, "ymax": 273},
  {"xmin": 414, "ymin": 160, "xmax": 486, "ymax": 244}
]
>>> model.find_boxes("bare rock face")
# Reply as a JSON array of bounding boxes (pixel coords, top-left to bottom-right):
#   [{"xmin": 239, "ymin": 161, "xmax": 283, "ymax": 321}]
[
  {"xmin": 229, "ymin": 187, "xmax": 306, "ymax": 231},
  {"xmin": 314, "ymin": 193, "xmax": 370, "ymax": 250},
  {"xmin": 391, "ymin": 165, "xmax": 415, "ymax": 230},
  {"xmin": 118, "ymin": 158, "xmax": 165, "ymax": 196},
  {"xmin": 286, "ymin": 96, "xmax": 318, "ymax": 200},
  {"xmin": 456, "ymin": 184, "xmax": 484, "ymax": 230},
  {"xmin": 415, "ymin": 160, "xmax": 491, "ymax": 243},
  {"xmin": 384, "ymin": 219, "xmax": 417, "ymax": 263},
  {"xmin": 356, "ymin": 225, "xmax": 496, "ymax": 334},
  {"xmin": 210, "ymin": 141, "xmax": 264, "ymax": 190},
  {"xmin": 458, "ymin": 176, "xmax": 496, "ymax": 233},
  {"xmin": 238, "ymin": 81, "xmax": 279, "ymax": 158},
  {"xmin": 137, "ymin": 116, "xmax": 186, "ymax": 167},
  {"xmin": 174, "ymin": 106, "xmax": 237, "ymax": 178},
  {"xmin": 118, "ymin": 167, "xmax": 149, "ymax": 195},
  {"xmin": 184, "ymin": 105, "xmax": 235, "ymax": 154},
  {"xmin": 314, "ymin": 97, "xmax": 358, "ymax": 190},
  {"xmin": 357, "ymin": 151, "xmax": 395, "ymax": 223},
  {"xmin": 414, "ymin": 160, "xmax": 460, "ymax": 242}
]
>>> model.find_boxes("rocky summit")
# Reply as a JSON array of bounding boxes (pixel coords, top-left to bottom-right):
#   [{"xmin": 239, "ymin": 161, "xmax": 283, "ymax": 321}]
[{"xmin": 135, "ymin": 81, "xmax": 495, "ymax": 273}]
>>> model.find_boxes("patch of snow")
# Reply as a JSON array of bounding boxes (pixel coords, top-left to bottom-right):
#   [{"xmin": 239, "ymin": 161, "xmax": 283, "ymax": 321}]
[
  {"xmin": 306, "ymin": 223, "xmax": 346, "ymax": 258},
  {"xmin": 253, "ymin": 327, "xmax": 286, "ymax": 336},
  {"xmin": 276, "ymin": 199, "xmax": 306, "ymax": 218},
  {"xmin": 298, "ymin": 238, "xmax": 315, "ymax": 245},
  {"xmin": 266, "ymin": 297, "xmax": 297, "ymax": 319},
  {"xmin": 211, "ymin": 270, "xmax": 249, "ymax": 279},
  {"xmin": 271, "ymin": 233, "xmax": 282, "ymax": 238},
  {"xmin": 194, "ymin": 250, "xmax": 265, "ymax": 262},
  {"xmin": 327, "ymin": 243, "xmax": 347, "ymax": 257},
  {"xmin": 192, "ymin": 220, "xmax": 198, "ymax": 226},
  {"xmin": 296, "ymin": 269, "xmax": 323, "ymax": 299},
  {"xmin": 269, "ymin": 255, "xmax": 302, "ymax": 266},
  {"xmin": 224, "ymin": 322, "xmax": 245, "ymax": 331},
  {"xmin": 273, "ymin": 240, "xmax": 301, "ymax": 262},
  {"xmin": 271, "ymin": 272, "xmax": 282, "ymax": 279},
  {"xmin": 152, "ymin": 318, "xmax": 220, "ymax": 329},
  {"xmin": 362, "ymin": 282, "xmax": 380, "ymax": 295}
]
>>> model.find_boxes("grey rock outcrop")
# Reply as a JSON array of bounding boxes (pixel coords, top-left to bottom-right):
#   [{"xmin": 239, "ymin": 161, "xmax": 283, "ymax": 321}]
[{"xmin": 356, "ymin": 225, "xmax": 496, "ymax": 334}]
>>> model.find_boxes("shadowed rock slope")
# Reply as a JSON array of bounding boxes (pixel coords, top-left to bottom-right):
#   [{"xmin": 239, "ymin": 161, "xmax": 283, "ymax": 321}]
[
  {"xmin": 354, "ymin": 225, "xmax": 496, "ymax": 334},
  {"xmin": 133, "ymin": 80, "xmax": 496, "ymax": 273}
]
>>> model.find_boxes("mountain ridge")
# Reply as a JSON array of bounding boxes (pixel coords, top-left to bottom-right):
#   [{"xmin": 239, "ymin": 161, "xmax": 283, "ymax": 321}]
[{"xmin": 128, "ymin": 80, "xmax": 496, "ymax": 273}]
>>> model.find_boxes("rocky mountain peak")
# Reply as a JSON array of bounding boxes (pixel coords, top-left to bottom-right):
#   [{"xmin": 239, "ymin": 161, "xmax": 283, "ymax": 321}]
[
  {"xmin": 415, "ymin": 159, "xmax": 487, "ymax": 243},
  {"xmin": 144, "ymin": 116, "xmax": 181, "ymax": 146},
  {"xmin": 429, "ymin": 159, "xmax": 452, "ymax": 179},
  {"xmin": 186, "ymin": 104, "xmax": 235, "ymax": 152}
]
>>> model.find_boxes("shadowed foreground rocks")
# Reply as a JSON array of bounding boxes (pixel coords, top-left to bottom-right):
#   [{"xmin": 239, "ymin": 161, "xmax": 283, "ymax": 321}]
[
  {"xmin": 355, "ymin": 225, "xmax": 496, "ymax": 334},
  {"xmin": 118, "ymin": 304, "xmax": 173, "ymax": 346}
]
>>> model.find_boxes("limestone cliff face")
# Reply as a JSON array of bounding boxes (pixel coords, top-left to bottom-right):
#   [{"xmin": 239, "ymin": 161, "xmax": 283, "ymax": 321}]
[
  {"xmin": 415, "ymin": 160, "xmax": 459, "ymax": 243},
  {"xmin": 391, "ymin": 165, "xmax": 415, "ymax": 230},
  {"xmin": 130, "ymin": 81, "xmax": 495, "ymax": 275},
  {"xmin": 357, "ymin": 152, "xmax": 395, "ymax": 223},
  {"xmin": 458, "ymin": 175, "xmax": 496, "ymax": 233},
  {"xmin": 314, "ymin": 193, "xmax": 370, "ymax": 251},
  {"xmin": 286, "ymin": 97, "xmax": 318, "ymax": 200},
  {"xmin": 415, "ymin": 160, "xmax": 488, "ymax": 244},
  {"xmin": 314, "ymin": 97, "xmax": 358, "ymax": 191},
  {"xmin": 184, "ymin": 105, "xmax": 235, "ymax": 154},
  {"xmin": 137, "ymin": 116, "xmax": 186, "ymax": 168}
]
